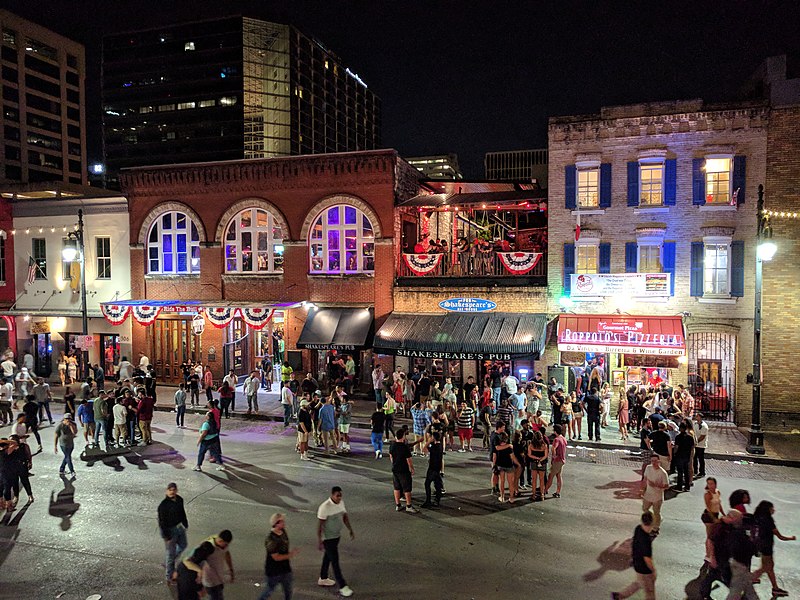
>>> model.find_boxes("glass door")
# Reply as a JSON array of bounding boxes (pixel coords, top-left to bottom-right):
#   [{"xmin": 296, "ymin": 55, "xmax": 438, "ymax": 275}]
[{"xmin": 154, "ymin": 318, "xmax": 201, "ymax": 384}]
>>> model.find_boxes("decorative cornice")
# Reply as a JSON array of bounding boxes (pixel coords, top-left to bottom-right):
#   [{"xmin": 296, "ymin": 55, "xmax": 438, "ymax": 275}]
[
  {"xmin": 120, "ymin": 151, "xmax": 400, "ymax": 198},
  {"xmin": 700, "ymin": 226, "xmax": 736, "ymax": 237}
]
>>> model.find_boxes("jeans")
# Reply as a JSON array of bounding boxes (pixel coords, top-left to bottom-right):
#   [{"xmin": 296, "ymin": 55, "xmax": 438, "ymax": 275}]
[
  {"xmin": 492, "ymin": 387, "xmax": 501, "ymax": 405},
  {"xmin": 248, "ymin": 394, "xmax": 259, "ymax": 412},
  {"xmin": 59, "ymin": 445, "xmax": 75, "ymax": 473},
  {"xmin": 700, "ymin": 561, "xmax": 731, "ymax": 598},
  {"xmin": 258, "ymin": 572, "xmax": 293, "ymax": 600},
  {"xmin": 163, "ymin": 524, "xmax": 187, "ymax": 580},
  {"xmin": 384, "ymin": 414, "xmax": 394, "ymax": 439},
  {"xmin": 424, "ymin": 469, "xmax": 443, "ymax": 503},
  {"xmin": 320, "ymin": 537, "xmax": 347, "ymax": 587},
  {"xmin": 190, "ymin": 388, "xmax": 200, "ymax": 405},
  {"xmin": 675, "ymin": 457, "xmax": 691, "ymax": 490},
  {"xmin": 198, "ymin": 437, "xmax": 223, "ymax": 467},
  {"xmin": 282, "ymin": 403, "xmax": 292, "ymax": 426},
  {"xmin": 28, "ymin": 422, "xmax": 42, "ymax": 447},
  {"xmin": 371, "ymin": 432, "xmax": 383, "ymax": 453},
  {"xmin": 374, "ymin": 389, "xmax": 383, "ymax": 409},
  {"xmin": 205, "ymin": 584, "xmax": 224, "ymax": 600},
  {"xmin": 127, "ymin": 420, "xmax": 137, "ymax": 444},
  {"xmin": 220, "ymin": 398, "xmax": 231, "ymax": 418},
  {"xmin": 205, "ymin": 387, "xmax": 213, "ymax": 401},
  {"xmin": 94, "ymin": 420, "xmax": 106, "ymax": 445},
  {"xmin": 38, "ymin": 401, "xmax": 53, "ymax": 423},
  {"xmin": 694, "ymin": 447, "xmax": 706, "ymax": 475},
  {"xmin": 587, "ymin": 415, "xmax": 601, "ymax": 440},
  {"xmin": 176, "ymin": 405, "xmax": 186, "ymax": 426}
]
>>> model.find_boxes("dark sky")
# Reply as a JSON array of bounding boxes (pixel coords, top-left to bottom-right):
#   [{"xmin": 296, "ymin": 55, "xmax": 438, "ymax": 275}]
[{"xmin": 5, "ymin": 0, "xmax": 800, "ymax": 177}]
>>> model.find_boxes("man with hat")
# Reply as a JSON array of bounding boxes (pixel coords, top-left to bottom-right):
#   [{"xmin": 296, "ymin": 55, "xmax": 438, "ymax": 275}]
[
  {"xmin": 158, "ymin": 482, "xmax": 189, "ymax": 583},
  {"xmin": 297, "ymin": 399, "xmax": 313, "ymax": 461},
  {"xmin": 258, "ymin": 512, "xmax": 298, "ymax": 600},
  {"xmin": 54, "ymin": 412, "xmax": 78, "ymax": 476}
]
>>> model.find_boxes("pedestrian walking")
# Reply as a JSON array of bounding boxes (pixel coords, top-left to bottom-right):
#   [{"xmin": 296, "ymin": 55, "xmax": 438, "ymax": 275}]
[
  {"xmin": 457, "ymin": 400, "xmax": 475, "ymax": 452},
  {"xmin": 244, "ymin": 370, "xmax": 260, "ymax": 414},
  {"xmin": 611, "ymin": 511, "xmax": 657, "ymax": 600},
  {"xmin": 33, "ymin": 378, "xmax": 53, "ymax": 425},
  {"xmin": 370, "ymin": 406, "xmax": 385, "ymax": 459},
  {"xmin": 389, "ymin": 428, "xmax": 420, "ymax": 513},
  {"xmin": 258, "ymin": 513, "xmax": 298, "ymax": 600},
  {"xmin": 194, "ymin": 412, "xmax": 224, "ymax": 472},
  {"xmin": 201, "ymin": 530, "xmax": 235, "ymax": 600},
  {"xmin": 544, "ymin": 424, "xmax": 567, "ymax": 498},
  {"xmin": 203, "ymin": 365, "xmax": 214, "ymax": 402},
  {"xmin": 218, "ymin": 381, "xmax": 234, "ymax": 419},
  {"xmin": 158, "ymin": 482, "xmax": 189, "ymax": 583},
  {"xmin": 54, "ymin": 413, "xmax": 78, "ymax": 476},
  {"xmin": 693, "ymin": 412, "xmax": 708, "ymax": 478},
  {"xmin": 751, "ymin": 500, "xmax": 795, "ymax": 597},
  {"xmin": 0, "ymin": 436, "xmax": 20, "ymax": 512},
  {"xmin": 9, "ymin": 433, "xmax": 33, "ymax": 503},
  {"xmin": 176, "ymin": 541, "xmax": 214, "ymax": 600},
  {"xmin": 725, "ymin": 509, "xmax": 758, "ymax": 600},
  {"xmin": 641, "ymin": 454, "xmax": 669, "ymax": 534},
  {"xmin": 175, "ymin": 383, "xmax": 187, "ymax": 428},
  {"xmin": 421, "ymin": 431, "xmax": 444, "ymax": 508},
  {"xmin": 316, "ymin": 486, "xmax": 354, "ymax": 597}
]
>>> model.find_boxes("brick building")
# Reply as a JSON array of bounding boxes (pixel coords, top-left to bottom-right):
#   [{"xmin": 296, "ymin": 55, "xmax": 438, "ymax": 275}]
[
  {"xmin": 109, "ymin": 150, "xmax": 419, "ymax": 388},
  {"xmin": 546, "ymin": 99, "xmax": 766, "ymax": 425}
]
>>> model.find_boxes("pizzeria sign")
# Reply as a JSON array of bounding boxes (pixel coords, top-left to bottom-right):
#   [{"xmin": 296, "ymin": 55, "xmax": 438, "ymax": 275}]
[{"xmin": 557, "ymin": 315, "xmax": 686, "ymax": 356}]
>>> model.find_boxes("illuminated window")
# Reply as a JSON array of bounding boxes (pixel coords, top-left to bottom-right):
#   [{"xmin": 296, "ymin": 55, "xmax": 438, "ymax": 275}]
[
  {"xmin": 177, "ymin": 102, "xmax": 195, "ymax": 110},
  {"xmin": 705, "ymin": 157, "xmax": 732, "ymax": 204},
  {"xmin": 139, "ymin": 106, "xmax": 154, "ymax": 114},
  {"xmin": 704, "ymin": 244, "xmax": 729, "ymax": 295},
  {"xmin": 96, "ymin": 236, "xmax": 111, "ymax": 279},
  {"xmin": 220, "ymin": 96, "xmax": 237, "ymax": 106},
  {"xmin": 577, "ymin": 167, "xmax": 599, "ymax": 207},
  {"xmin": 639, "ymin": 162, "xmax": 664, "ymax": 205},
  {"xmin": 224, "ymin": 208, "xmax": 284, "ymax": 274},
  {"xmin": 184, "ymin": 42, "xmax": 195, "ymax": 51},
  {"xmin": 158, "ymin": 104, "xmax": 175, "ymax": 112},
  {"xmin": 32, "ymin": 238, "xmax": 47, "ymax": 279},
  {"xmin": 638, "ymin": 245, "xmax": 662, "ymax": 273},
  {"xmin": 309, "ymin": 205, "xmax": 374, "ymax": 274},
  {"xmin": 198, "ymin": 99, "xmax": 215, "ymax": 108},
  {"xmin": 575, "ymin": 244, "xmax": 598, "ymax": 274},
  {"xmin": 147, "ymin": 211, "xmax": 200, "ymax": 274}
]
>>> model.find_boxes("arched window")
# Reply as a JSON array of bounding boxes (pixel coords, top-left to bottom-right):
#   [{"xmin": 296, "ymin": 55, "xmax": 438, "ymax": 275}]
[
  {"xmin": 224, "ymin": 208, "xmax": 284, "ymax": 273},
  {"xmin": 309, "ymin": 205, "xmax": 374, "ymax": 274},
  {"xmin": 147, "ymin": 211, "xmax": 201, "ymax": 274}
]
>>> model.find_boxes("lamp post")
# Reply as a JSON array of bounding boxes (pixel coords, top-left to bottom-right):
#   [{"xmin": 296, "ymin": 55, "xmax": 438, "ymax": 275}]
[
  {"xmin": 62, "ymin": 209, "xmax": 89, "ymax": 380},
  {"xmin": 747, "ymin": 184, "xmax": 775, "ymax": 455}
]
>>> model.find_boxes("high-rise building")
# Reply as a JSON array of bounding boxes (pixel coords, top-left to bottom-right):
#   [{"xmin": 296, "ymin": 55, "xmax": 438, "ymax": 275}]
[
  {"xmin": 485, "ymin": 148, "xmax": 548, "ymax": 188},
  {"xmin": 406, "ymin": 153, "xmax": 463, "ymax": 179},
  {"xmin": 102, "ymin": 16, "xmax": 381, "ymax": 187},
  {"xmin": 0, "ymin": 10, "xmax": 87, "ymax": 185}
]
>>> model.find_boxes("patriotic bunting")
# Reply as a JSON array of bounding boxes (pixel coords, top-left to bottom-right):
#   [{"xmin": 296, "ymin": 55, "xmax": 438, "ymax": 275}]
[
  {"xmin": 204, "ymin": 307, "xmax": 236, "ymax": 328},
  {"xmin": 497, "ymin": 252, "xmax": 542, "ymax": 275},
  {"xmin": 131, "ymin": 305, "xmax": 163, "ymax": 326},
  {"xmin": 403, "ymin": 253, "xmax": 443, "ymax": 276},
  {"xmin": 240, "ymin": 307, "xmax": 275, "ymax": 330},
  {"xmin": 101, "ymin": 304, "xmax": 132, "ymax": 326}
]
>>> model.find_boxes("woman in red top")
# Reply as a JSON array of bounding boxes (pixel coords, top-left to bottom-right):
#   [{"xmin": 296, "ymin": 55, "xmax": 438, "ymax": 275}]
[{"xmin": 217, "ymin": 381, "xmax": 235, "ymax": 419}]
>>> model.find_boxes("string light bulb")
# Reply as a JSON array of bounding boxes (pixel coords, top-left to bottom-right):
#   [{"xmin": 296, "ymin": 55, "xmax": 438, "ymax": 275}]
[
  {"xmin": 38, "ymin": 227, "xmax": 43, "ymax": 233},
  {"xmin": 25, "ymin": 228, "xmax": 29, "ymax": 234},
  {"xmin": 10, "ymin": 230, "xmax": 14, "ymax": 235},
  {"xmin": 50, "ymin": 227, "xmax": 55, "ymax": 233}
]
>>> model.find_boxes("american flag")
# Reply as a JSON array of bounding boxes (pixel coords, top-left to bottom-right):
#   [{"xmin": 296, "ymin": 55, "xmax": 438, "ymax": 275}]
[{"xmin": 26, "ymin": 257, "xmax": 37, "ymax": 286}]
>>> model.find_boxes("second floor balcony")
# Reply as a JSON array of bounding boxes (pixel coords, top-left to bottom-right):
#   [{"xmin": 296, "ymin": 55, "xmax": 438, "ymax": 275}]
[{"xmin": 396, "ymin": 184, "xmax": 547, "ymax": 287}]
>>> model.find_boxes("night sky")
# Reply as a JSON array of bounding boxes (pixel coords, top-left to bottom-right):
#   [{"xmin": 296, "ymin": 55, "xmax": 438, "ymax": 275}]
[{"xmin": 5, "ymin": 0, "xmax": 800, "ymax": 178}]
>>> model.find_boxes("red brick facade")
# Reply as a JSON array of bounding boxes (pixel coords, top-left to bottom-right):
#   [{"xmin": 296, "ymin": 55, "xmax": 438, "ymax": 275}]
[{"xmin": 120, "ymin": 150, "xmax": 420, "ymax": 381}]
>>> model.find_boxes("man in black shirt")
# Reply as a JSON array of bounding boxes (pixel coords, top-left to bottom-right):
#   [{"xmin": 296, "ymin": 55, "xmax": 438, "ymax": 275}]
[
  {"xmin": 462, "ymin": 376, "xmax": 477, "ymax": 410},
  {"xmin": 297, "ymin": 400, "xmax": 313, "ymax": 461},
  {"xmin": 646, "ymin": 421, "xmax": 673, "ymax": 473},
  {"xmin": 421, "ymin": 431, "xmax": 444, "ymax": 508},
  {"xmin": 259, "ymin": 512, "xmax": 297, "ymax": 599},
  {"xmin": 157, "ymin": 482, "xmax": 189, "ymax": 583},
  {"xmin": 300, "ymin": 372, "xmax": 319, "ymax": 399},
  {"xmin": 370, "ymin": 409, "xmax": 385, "ymax": 459},
  {"xmin": 672, "ymin": 421, "xmax": 695, "ymax": 492},
  {"xmin": 389, "ymin": 428, "xmax": 419, "ymax": 513},
  {"xmin": 417, "ymin": 371, "xmax": 432, "ymax": 404},
  {"xmin": 584, "ymin": 387, "xmax": 602, "ymax": 441},
  {"xmin": 725, "ymin": 509, "xmax": 758, "ymax": 599},
  {"xmin": 611, "ymin": 511, "xmax": 656, "ymax": 599},
  {"xmin": 489, "ymin": 420, "xmax": 506, "ymax": 494}
]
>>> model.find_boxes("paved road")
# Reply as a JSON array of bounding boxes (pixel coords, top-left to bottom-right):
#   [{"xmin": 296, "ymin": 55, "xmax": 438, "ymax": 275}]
[{"xmin": 2, "ymin": 409, "xmax": 799, "ymax": 600}]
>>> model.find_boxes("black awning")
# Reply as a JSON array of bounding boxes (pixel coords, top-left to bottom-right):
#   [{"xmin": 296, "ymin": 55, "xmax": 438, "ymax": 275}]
[
  {"xmin": 297, "ymin": 308, "xmax": 374, "ymax": 351},
  {"xmin": 373, "ymin": 312, "xmax": 548, "ymax": 360}
]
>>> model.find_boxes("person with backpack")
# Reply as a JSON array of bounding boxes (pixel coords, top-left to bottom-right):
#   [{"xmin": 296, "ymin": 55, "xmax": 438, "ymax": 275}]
[{"xmin": 193, "ymin": 412, "xmax": 224, "ymax": 472}]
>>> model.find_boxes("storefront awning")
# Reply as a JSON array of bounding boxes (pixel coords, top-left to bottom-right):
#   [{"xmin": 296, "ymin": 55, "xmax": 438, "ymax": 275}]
[
  {"xmin": 99, "ymin": 300, "xmax": 301, "ymax": 329},
  {"xmin": 297, "ymin": 307, "xmax": 374, "ymax": 351},
  {"xmin": 374, "ymin": 312, "xmax": 548, "ymax": 360},
  {"xmin": 557, "ymin": 314, "xmax": 686, "ymax": 356}
]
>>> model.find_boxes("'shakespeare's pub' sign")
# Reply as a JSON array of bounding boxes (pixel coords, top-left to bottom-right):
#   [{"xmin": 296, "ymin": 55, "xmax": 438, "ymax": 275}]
[{"xmin": 438, "ymin": 298, "xmax": 497, "ymax": 313}]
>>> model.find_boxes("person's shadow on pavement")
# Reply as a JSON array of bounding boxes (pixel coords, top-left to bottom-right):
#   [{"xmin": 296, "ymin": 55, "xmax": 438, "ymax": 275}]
[
  {"xmin": 49, "ymin": 474, "xmax": 80, "ymax": 531},
  {"xmin": 583, "ymin": 538, "xmax": 633, "ymax": 582}
]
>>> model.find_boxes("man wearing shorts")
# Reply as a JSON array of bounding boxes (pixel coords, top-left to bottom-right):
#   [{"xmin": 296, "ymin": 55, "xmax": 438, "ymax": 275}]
[
  {"xmin": 456, "ymin": 401, "xmax": 475, "ymax": 452},
  {"xmin": 545, "ymin": 424, "xmax": 567, "ymax": 498},
  {"xmin": 389, "ymin": 428, "xmax": 419, "ymax": 513},
  {"xmin": 297, "ymin": 400, "xmax": 312, "ymax": 461},
  {"xmin": 338, "ymin": 396, "xmax": 352, "ymax": 453}
]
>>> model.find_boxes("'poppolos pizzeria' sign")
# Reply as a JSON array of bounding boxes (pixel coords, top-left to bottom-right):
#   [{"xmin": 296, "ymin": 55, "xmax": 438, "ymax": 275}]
[{"xmin": 438, "ymin": 297, "xmax": 497, "ymax": 313}]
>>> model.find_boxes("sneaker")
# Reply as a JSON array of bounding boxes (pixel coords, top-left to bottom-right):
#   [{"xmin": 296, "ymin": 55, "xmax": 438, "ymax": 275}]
[
  {"xmin": 216, "ymin": 466, "xmax": 225, "ymax": 471},
  {"xmin": 69, "ymin": 472, "xmax": 76, "ymax": 477},
  {"xmin": 772, "ymin": 589, "xmax": 789, "ymax": 598},
  {"xmin": 58, "ymin": 470, "xmax": 65, "ymax": 475},
  {"xmin": 192, "ymin": 466, "xmax": 202, "ymax": 472},
  {"xmin": 395, "ymin": 504, "xmax": 402, "ymax": 512},
  {"xmin": 457, "ymin": 448, "xmax": 466, "ymax": 453},
  {"xmin": 339, "ymin": 586, "xmax": 354, "ymax": 597},
  {"xmin": 318, "ymin": 578, "xmax": 336, "ymax": 587},
  {"xmin": 552, "ymin": 492, "xmax": 561, "ymax": 498},
  {"xmin": 405, "ymin": 506, "xmax": 419, "ymax": 514},
  {"xmin": 378, "ymin": 452, "xmax": 383, "ymax": 459}
]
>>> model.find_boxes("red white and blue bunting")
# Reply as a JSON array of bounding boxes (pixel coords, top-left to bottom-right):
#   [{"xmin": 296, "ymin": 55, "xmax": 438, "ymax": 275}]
[
  {"xmin": 403, "ymin": 253, "xmax": 443, "ymax": 276},
  {"xmin": 240, "ymin": 308, "xmax": 275, "ymax": 330},
  {"xmin": 101, "ymin": 304, "xmax": 132, "ymax": 326},
  {"xmin": 497, "ymin": 252, "xmax": 542, "ymax": 275},
  {"xmin": 131, "ymin": 305, "xmax": 163, "ymax": 326},
  {"xmin": 204, "ymin": 307, "xmax": 236, "ymax": 328}
]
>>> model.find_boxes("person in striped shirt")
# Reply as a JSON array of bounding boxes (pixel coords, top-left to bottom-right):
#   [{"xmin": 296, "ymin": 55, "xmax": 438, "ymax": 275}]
[{"xmin": 456, "ymin": 401, "xmax": 476, "ymax": 452}]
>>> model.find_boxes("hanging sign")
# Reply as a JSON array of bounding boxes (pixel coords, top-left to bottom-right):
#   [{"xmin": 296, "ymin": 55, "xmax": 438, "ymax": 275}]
[
  {"xmin": 74, "ymin": 335, "xmax": 94, "ymax": 350},
  {"xmin": 192, "ymin": 314, "xmax": 205, "ymax": 336},
  {"xmin": 438, "ymin": 298, "xmax": 497, "ymax": 313}
]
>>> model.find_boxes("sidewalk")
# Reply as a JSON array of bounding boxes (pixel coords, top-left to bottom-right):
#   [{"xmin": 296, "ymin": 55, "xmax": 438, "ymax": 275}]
[{"xmin": 43, "ymin": 383, "xmax": 800, "ymax": 467}]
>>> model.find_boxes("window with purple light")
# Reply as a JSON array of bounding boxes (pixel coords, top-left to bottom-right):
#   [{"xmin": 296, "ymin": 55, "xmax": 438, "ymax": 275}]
[
  {"xmin": 308, "ymin": 204, "xmax": 375, "ymax": 274},
  {"xmin": 146, "ymin": 210, "xmax": 201, "ymax": 274},
  {"xmin": 223, "ymin": 208, "xmax": 284, "ymax": 274}
]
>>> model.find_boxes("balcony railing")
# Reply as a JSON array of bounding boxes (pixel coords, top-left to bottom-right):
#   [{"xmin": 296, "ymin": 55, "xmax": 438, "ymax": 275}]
[{"xmin": 397, "ymin": 250, "xmax": 546, "ymax": 280}]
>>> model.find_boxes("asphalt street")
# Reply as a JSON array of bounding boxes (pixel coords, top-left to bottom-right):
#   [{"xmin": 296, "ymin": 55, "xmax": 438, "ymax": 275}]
[{"xmin": 2, "ymin": 407, "xmax": 799, "ymax": 600}]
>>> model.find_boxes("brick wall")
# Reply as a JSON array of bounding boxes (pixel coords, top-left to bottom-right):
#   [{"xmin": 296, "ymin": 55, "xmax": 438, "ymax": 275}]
[{"xmin": 762, "ymin": 105, "xmax": 800, "ymax": 428}]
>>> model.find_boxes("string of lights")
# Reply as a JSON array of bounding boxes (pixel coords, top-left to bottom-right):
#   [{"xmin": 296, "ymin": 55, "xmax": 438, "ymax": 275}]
[
  {"xmin": 8, "ymin": 224, "xmax": 80, "ymax": 235},
  {"xmin": 763, "ymin": 209, "xmax": 799, "ymax": 219}
]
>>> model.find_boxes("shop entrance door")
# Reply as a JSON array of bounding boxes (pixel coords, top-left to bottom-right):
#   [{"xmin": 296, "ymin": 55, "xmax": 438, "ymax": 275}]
[
  {"xmin": 153, "ymin": 318, "xmax": 201, "ymax": 384},
  {"xmin": 34, "ymin": 333, "xmax": 52, "ymax": 378},
  {"xmin": 100, "ymin": 334, "xmax": 120, "ymax": 376},
  {"xmin": 224, "ymin": 318, "xmax": 250, "ymax": 377},
  {"xmin": 688, "ymin": 332, "xmax": 736, "ymax": 421}
]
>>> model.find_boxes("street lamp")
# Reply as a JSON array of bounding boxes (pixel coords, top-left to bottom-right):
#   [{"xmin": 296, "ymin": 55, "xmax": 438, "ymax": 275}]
[
  {"xmin": 62, "ymin": 209, "xmax": 89, "ymax": 380},
  {"xmin": 747, "ymin": 184, "xmax": 773, "ymax": 455}
]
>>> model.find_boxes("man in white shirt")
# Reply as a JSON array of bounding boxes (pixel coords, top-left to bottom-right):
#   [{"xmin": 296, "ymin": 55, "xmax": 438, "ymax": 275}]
[
  {"xmin": 118, "ymin": 356, "xmax": 134, "ymax": 381},
  {"xmin": 503, "ymin": 374, "xmax": 519, "ymax": 396},
  {"xmin": 641, "ymin": 453, "xmax": 670, "ymax": 533},
  {"xmin": 280, "ymin": 384, "xmax": 294, "ymax": 427},
  {"xmin": 112, "ymin": 397, "xmax": 128, "ymax": 446},
  {"xmin": 316, "ymin": 486, "xmax": 355, "ymax": 597},
  {"xmin": 244, "ymin": 370, "xmax": 260, "ymax": 414},
  {"xmin": 222, "ymin": 369, "xmax": 238, "ymax": 413},
  {"xmin": 693, "ymin": 412, "xmax": 709, "ymax": 478},
  {"xmin": 202, "ymin": 530, "xmax": 235, "ymax": 598},
  {"xmin": 1, "ymin": 355, "xmax": 16, "ymax": 384},
  {"xmin": 138, "ymin": 351, "xmax": 150, "ymax": 371}
]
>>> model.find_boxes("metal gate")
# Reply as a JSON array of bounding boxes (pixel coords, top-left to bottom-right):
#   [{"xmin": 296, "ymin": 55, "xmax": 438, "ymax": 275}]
[{"xmin": 687, "ymin": 332, "xmax": 736, "ymax": 422}]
